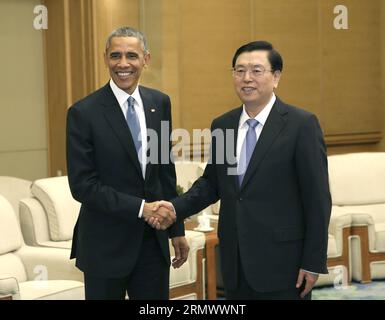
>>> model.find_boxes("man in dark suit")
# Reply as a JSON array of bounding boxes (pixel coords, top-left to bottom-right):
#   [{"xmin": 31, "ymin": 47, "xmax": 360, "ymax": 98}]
[
  {"xmin": 66, "ymin": 26, "xmax": 188, "ymax": 300},
  {"xmin": 150, "ymin": 41, "xmax": 331, "ymax": 299}
]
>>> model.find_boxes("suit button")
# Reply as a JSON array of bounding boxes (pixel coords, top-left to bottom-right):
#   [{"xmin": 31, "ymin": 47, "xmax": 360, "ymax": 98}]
[{"xmin": 239, "ymin": 198, "xmax": 243, "ymax": 201}]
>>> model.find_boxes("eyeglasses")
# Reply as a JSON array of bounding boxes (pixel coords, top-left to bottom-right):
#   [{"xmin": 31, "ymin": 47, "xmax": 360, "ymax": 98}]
[{"xmin": 232, "ymin": 66, "xmax": 273, "ymax": 79}]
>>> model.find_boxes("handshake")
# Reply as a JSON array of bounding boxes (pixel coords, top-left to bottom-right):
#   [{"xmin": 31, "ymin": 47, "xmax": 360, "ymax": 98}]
[{"xmin": 142, "ymin": 201, "xmax": 176, "ymax": 230}]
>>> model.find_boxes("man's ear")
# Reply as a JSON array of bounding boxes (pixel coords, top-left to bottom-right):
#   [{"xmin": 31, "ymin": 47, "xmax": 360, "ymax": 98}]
[
  {"xmin": 103, "ymin": 51, "xmax": 108, "ymax": 67},
  {"xmin": 144, "ymin": 52, "xmax": 151, "ymax": 68},
  {"xmin": 273, "ymin": 71, "xmax": 281, "ymax": 89}
]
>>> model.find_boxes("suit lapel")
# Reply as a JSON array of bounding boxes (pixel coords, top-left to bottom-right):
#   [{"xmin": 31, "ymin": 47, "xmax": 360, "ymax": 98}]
[
  {"xmin": 101, "ymin": 84, "xmax": 142, "ymax": 177},
  {"xmin": 227, "ymin": 107, "xmax": 243, "ymax": 193},
  {"xmin": 139, "ymin": 86, "xmax": 159, "ymax": 182},
  {"xmin": 240, "ymin": 98, "xmax": 288, "ymax": 191}
]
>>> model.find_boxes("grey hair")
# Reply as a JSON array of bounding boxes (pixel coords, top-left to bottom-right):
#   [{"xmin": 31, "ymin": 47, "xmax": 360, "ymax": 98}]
[{"xmin": 105, "ymin": 26, "xmax": 148, "ymax": 53}]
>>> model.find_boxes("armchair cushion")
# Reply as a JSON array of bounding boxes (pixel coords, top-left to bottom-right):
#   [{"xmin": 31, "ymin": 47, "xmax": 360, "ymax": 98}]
[
  {"xmin": 19, "ymin": 198, "xmax": 50, "ymax": 246},
  {"xmin": 374, "ymin": 223, "xmax": 385, "ymax": 252},
  {"xmin": 31, "ymin": 177, "xmax": 80, "ymax": 241},
  {"xmin": 15, "ymin": 246, "xmax": 83, "ymax": 282},
  {"xmin": 344, "ymin": 204, "xmax": 385, "ymax": 225},
  {"xmin": 328, "ymin": 152, "xmax": 385, "ymax": 205},
  {"xmin": 19, "ymin": 198, "xmax": 73, "ymax": 249},
  {"xmin": 169, "ymin": 261, "xmax": 191, "ymax": 288},
  {"xmin": 0, "ymin": 176, "xmax": 32, "ymax": 220},
  {"xmin": 0, "ymin": 195, "xmax": 23, "ymax": 255},
  {"xmin": 327, "ymin": 235, "xmax": 338, "ymax": 257},
  {"xmin": 0, "ymin": 254, "xmax": 27, "ymax": 283},
  {"xmin": 0, "ymin": 275, "xmax": 20, "ymax": 300},
  {"xmin": 18, "ymin": 280, "xmax": 84, "ymax": 300},
  {"xmin": 175, "ymin": 161, "xmax": 204, "ymax": 191}
]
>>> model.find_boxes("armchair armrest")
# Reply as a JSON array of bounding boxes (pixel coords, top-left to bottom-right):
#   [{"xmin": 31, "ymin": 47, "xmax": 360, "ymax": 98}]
[
  {"xmin": 169, "ymin": 230, "xmax": 205, "ymax": 286},
  {"xmin": 350, "ymin": 213, "xmax": 375, "ymax": 226},
  {"xmin": 328, "ymin": 206, "xmax": 352, "ymax": 257},
  {"xmin": 184, "ymin": 230, "xmax": 205, "ymax": 282},
  {"xmin": 15, "ymin": 246, "xmax": 82, "ymax": 282},
  {"xmin": 348, "ymin": 212, "xmax": 377, "ymax": 252},
  {"xmin": 19, "ymin": 198, "xmax": 50, "ymax": 246},
  {"xmin": 328, "ymin": 206, "xmax": 352, "ymax": 237},
  {"xmin": 169, "ymin": 230, "xmax": 206, "ymax": 299},
  {"xmin": 0, "ymin": 274, "xmax": 20, "ymax": 300}
]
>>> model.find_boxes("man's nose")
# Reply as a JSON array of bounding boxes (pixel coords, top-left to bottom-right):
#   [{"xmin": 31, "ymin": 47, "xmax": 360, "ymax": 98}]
[
  {"xmin": 243, "ymin": 70, "xmax": 253, "ymax": 82},
  {"xmin": 118, "ymin": 55, "xmax": 130, "ymax": 67}
]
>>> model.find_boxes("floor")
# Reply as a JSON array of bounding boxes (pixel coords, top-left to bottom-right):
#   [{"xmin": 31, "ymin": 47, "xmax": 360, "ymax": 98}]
[{"xmin": 312, "ymin": 280, "xmax": 385, "ymax": 300}]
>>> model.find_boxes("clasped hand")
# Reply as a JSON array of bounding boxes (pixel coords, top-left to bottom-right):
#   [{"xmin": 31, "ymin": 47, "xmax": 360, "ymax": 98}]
[{"xmin": 142, "ymin": 201, "xmax": 175, "ymax": 230}]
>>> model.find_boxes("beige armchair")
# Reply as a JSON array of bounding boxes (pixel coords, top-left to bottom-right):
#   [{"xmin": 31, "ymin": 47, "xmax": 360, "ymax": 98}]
[
  {"xmin": 175, "ymin": 161, "xmax": 205, "ymax": 192},
  {"xmin": 19, "ymin": 176, "xmax": 206, "ymax": 299},
  {"xmin": 169, "ymin": 230, "xmax": 205, "ymax": 299},
  {"xmin": 0, "ymin": 194, "xmax": 84, "ymax": 300},
  {"xmin": 0, "ymin": 176, "xmax": 32, "ymax": 220},
  {"xmin": 328, "ymin": 152, "xmax": 385, "ymax": 283},
  {"xmin": 19, "ymin": 176, "xmax": 77, "ymax": 249}
]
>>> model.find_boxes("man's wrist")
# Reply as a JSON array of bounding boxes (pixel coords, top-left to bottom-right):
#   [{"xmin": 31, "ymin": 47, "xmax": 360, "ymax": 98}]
[
  {"xmin": 138, "ymin": 200, "xmax": 145, "ymax": 218},
  {"xmin": 302, "ymin": 268, "xmax": 319, "ymax": 275},
  {"xmin": 142, "ymin": 202, "xmax": 154, "ymax": 219}
]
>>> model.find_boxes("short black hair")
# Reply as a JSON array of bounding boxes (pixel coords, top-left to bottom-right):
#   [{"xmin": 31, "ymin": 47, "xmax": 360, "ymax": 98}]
[{"xmin": 232, "ymin": 41, "xmax": 283, "ymax": 72}]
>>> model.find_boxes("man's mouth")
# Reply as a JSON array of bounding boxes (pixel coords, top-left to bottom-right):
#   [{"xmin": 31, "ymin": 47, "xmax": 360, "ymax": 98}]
[
  {"xmin": 241, "ymin": 87, "xmax": 256, "ymax": 94},
  {"xmin": 116, "ymin": 71, "xmax": 135, "ymax": 79}
]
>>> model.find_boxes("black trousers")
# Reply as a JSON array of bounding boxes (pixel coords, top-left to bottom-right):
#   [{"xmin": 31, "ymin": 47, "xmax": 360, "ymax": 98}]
[
  {"xmin": 84, "ymin": 227, "xmax": 169, "ymax": 300},
  {"xmin": 225, "ymin": 254, "xmax": 311, "ymax": 300}
]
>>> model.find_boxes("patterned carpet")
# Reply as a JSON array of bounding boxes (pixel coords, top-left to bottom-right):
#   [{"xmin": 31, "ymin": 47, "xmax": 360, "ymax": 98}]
[
  {"xmin": 217, "ymin": 281, "xmax": 385, "ymax": 300},
  {"xmin": 312, "ymin": 281, "xmax": 385, "ymax": 300}
]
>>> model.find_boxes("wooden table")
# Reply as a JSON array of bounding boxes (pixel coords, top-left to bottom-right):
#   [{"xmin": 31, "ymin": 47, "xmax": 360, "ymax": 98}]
[{"xmin": 185, "ymin": 219, "xmax": 219, "ymax": 300}]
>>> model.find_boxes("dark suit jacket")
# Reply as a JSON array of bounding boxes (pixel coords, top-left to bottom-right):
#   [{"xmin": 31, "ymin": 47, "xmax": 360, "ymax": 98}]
[
  {"xmin": 172, "ymin": 97, "xmax": 331, "ymax": 292},
  {"xmin": 66, "ymin": 83, "xmax": 184, "ymax": 278}
]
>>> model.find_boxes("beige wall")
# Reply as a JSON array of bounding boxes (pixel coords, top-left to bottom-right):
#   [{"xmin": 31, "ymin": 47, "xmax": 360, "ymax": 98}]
[
  {"xmin": 0, "ymin": 0, "xmax": 47, "ymax": 180},
  {"xmin": 380, "ymin": 0, "xmax": 385, "ymax": 152},
  {"xmin": 253, "ymin": 0, "xmax": 322, "ymax": 118},
  {"xmin": 32, "ymin": 1, "xmax": 385, "ymax": 174},
  {"xmin": 1, "ymin": 1, "xmax": 383, "ymax": 179},
  {"xmin": 140, "ymin": 0, "xmax": 384, "ymax": 156},
  {"xmin": 43, "ymin": 0, "xmax": 139, "ymax": 176},
  {"xmin": 94, "ymin": 0, "xmax": 140, "ymax": 88}
]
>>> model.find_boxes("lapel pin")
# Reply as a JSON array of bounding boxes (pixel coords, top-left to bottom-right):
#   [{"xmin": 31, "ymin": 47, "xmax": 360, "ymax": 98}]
[{"xmin": 150, "ymin": 108, "xmax": 156, "ymax": 113}]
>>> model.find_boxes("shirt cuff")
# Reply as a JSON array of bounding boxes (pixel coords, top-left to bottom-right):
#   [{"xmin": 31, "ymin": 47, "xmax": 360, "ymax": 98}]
[
  {"xmin": 302, "ymin": 269, "xmax": 319, "ymax": 275},
  {"xmin": 138, "ymin": 200, "xmax": 145, "ymax": 218},
  {"xmin": 169, "ymin": 203, "xmax": 177, "ymax": 216}
]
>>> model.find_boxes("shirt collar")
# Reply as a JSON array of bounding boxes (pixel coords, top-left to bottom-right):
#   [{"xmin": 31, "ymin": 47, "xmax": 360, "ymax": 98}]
[
  {"xmin": 109, "ymin": 79, "xmax": 141, "ymax": 107},
  {"xmin": 239, "ymin": 93, "xmax": 276, "ymax": 129}
]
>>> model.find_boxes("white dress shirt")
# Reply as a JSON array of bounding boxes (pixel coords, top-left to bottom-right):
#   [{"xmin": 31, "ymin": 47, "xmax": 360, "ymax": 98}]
[
  {"xmin": 236, "ymin": 93, "xmax": 276, "ymax": 167},
  {"xmin": 109, "ymin": 79, "xmax": 147, "ymax": 217}
]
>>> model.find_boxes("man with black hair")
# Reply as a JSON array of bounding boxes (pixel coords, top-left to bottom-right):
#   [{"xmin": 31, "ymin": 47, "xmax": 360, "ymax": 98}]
[
  {"xmin": 151, "ymin": 41, "xmax": 331, "ymax": 300},
  {"xmin": 67, "ymin": 26, "xmax": 188, "ymax": 300}
]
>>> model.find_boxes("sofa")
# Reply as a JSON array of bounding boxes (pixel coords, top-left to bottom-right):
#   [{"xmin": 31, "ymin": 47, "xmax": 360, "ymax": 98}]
[
  {"xmin": 18, "ymin": 176, "xmax": 206, "ymax": 299},
  {"xmin": 0, "ymin": 194, "xmax": 84, "ymax": 300},
  {"xmin": 328, "ymin": 152, "xmax": 385, "ymax": 283},
  {"xmin": 0, "ymin": 176, "xmax": 32, "ymax": 221}
]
